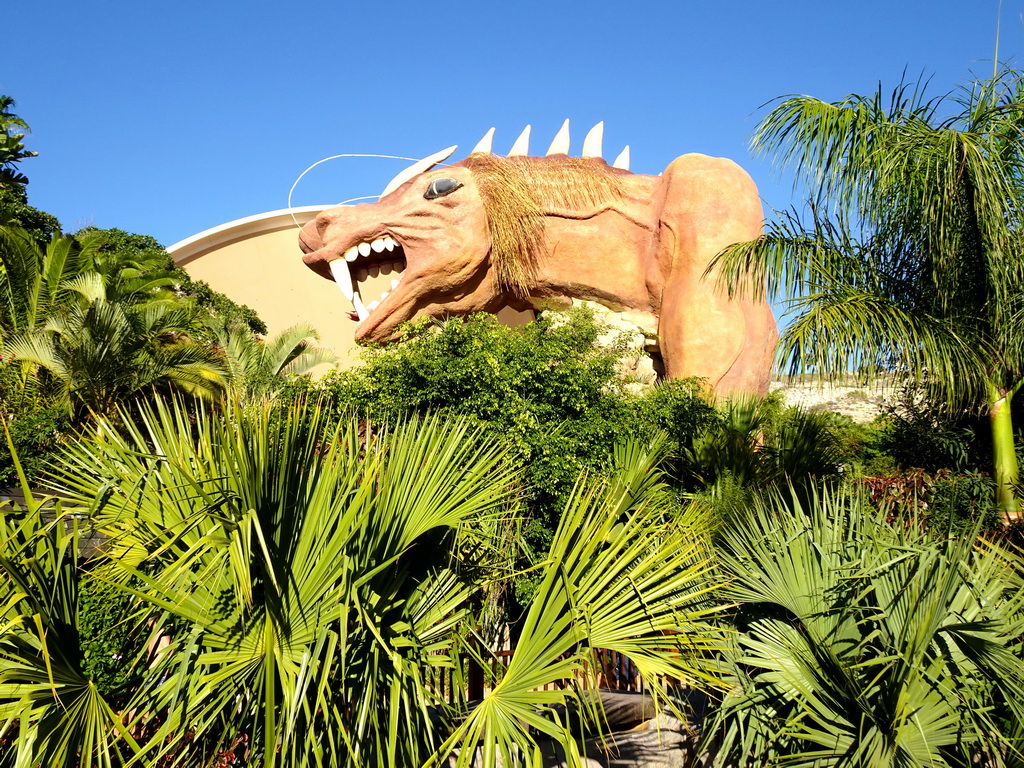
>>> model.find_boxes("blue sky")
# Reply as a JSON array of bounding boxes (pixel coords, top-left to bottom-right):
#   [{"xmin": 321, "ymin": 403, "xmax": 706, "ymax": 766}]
[{"xmin": 4, "ymin": 0, "xmax": 1019, "ymax": 248}]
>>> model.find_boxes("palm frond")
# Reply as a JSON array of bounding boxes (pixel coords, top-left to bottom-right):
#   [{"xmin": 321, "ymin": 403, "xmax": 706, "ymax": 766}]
[{"xmin": 708, "ymin": 486, "xmax": 1024, "ymax": 768}]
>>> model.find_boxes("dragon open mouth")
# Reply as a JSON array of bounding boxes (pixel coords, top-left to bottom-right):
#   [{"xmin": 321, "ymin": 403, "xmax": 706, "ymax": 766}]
[{"xmin": 326, "ymin": 236, "xmax": 407, "ymax": 323}]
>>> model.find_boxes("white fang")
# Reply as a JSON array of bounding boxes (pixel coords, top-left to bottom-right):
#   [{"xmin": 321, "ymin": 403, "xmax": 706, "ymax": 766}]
[
  {"xmin": 329, "ymin": 259, "xmax": 354, "ymax": 301},
  {"xmin": 352, "ymin": 293, "xmax": 369, "ymax": 322}
]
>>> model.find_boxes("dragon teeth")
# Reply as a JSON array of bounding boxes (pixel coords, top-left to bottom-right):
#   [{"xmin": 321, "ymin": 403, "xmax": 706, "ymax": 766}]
[
  {"xmin": 328, "ymin": 260, "xmax": 354, "ymax": 301},
  {"xmin": 334, "ymin": 238, "xmax": 408, "ymax": 321},
  {"xmin": 346, "ymin": 237, "xmax": 400, "ymax": 261},
  {"xmin": 352, "ymin": 293, "xmax": 369, "ymax": 322}
]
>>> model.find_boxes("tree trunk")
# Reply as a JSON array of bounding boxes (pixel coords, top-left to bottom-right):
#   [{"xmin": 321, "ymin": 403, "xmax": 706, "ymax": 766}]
[{"xmin": 988, "ymin": 387, "xmax": 1020, "ymax": 522}]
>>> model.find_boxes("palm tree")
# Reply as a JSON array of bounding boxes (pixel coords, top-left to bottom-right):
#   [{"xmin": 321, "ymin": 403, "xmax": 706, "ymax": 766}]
[
  {"xmin": 0, "ymin": 225, "xmax": 105, "ymax": 340},
  {"xmin": 43, "ymin": 398, "xmax": 726, "ymax": 767},
  {"xmin": 707, "ymin": 486, "xmax": 1024, "ymax": 767},
  {"xmin": 687, "ymin": 395, "xmax": 842, "ymax": 491},
  {"xmin": 1, "ymin": 225, "xmax": 225, "ymax": 420},
  {"xmin": 210, "ymin": 319, "xmax": 337, "ymax": 404},
  {"xmin": 714, "ymin": 70, "xmax": 1024, "ymax": 518},
  {"xmin": 7, "ymin": 299, "xmax": 224, "ymax": 420}
]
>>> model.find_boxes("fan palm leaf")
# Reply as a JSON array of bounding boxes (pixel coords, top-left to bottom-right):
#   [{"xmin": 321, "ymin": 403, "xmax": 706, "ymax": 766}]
[
  {"xmin": 708, "ymin": 487, "xmax": 1024, "ymax": 768},
  {"xmin": 437, "ymin": 438, "xmax": 727, "ymax": 768},
  {"xmin": 47, "ymin": 398, "xmax": 524, "ymax": 768},
  {"xmin": 0, "ymin": 431, "xmax": 143, "ymax": 767}
]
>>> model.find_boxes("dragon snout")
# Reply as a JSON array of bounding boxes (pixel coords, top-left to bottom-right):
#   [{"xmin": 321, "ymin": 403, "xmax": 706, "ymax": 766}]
[{"xmin": 298, "ymin": 221, "xmax": 322, "ymax": 255}]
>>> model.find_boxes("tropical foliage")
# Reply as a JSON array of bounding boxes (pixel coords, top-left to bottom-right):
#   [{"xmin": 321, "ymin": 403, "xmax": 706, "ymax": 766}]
[
  {"xmin": 0, "ymin": 73, "xmax": 1021, "ymax": 768},
  {"xmin": 0, "ymin": 220, "xmax": 324, "ymax": 479},
  {"xmin": 687, "ymin": 393, "xmax": 843, "ymax": 494},
  {"xmin": 709, "ymin": 487, "xmax": 1024, "ymax": 767},
  {"xmin": 0, "ymin": 96, "xmax": 35, "ymax": 194},
  {"xmin": 8, "ymin": 298, "xmax": 225, "ymax": 420},
  {"xmin": 210, "ymin": 319, "xmax": 335, "ymax": 405},
  {"xmin": 715, "ymin": 69, "xmax": 1024, "ymax": 517},
  {"xmin": 0, "ymin": 224, "xmax": 226, "ymax": 421},
  {"xmin": 0, "ymin": 446, "xmax": 142, "ymax": 767},
  {"xmin": 296, "ymin": 310, "xmax": 718, "ymax": 592},
  {"xmin": 0, "ymin": 396, "xmax": 725, "ymax": 768}
]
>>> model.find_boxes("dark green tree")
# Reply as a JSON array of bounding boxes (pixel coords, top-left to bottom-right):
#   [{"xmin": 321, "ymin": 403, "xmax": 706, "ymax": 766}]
[
  {"xmin": 0, "ymin": 95, "xmax": 36, "ymax": 194},
  {"xmin": 0, "ymin": 97, "xmax": 58, "ymax": 247},
  {"xmin": 80, "ymin": 227, "xmax": 267, "ymax": 334}
]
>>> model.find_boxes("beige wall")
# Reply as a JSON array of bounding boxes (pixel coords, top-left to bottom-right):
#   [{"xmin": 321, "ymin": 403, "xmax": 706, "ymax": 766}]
[
  {"xmin": 169, "ymin": 208, "xmax": 533, "ymax": 370},
  {"xmin": 172, "ymin": 210, "xmax": 365, "ymax": 367}
]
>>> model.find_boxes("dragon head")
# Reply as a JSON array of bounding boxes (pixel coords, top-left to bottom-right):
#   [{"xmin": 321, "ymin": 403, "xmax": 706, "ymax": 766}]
[
  {"xmin": 299, "ymin": 146, "xmax": 502, "ymax": 343},
  {"xmin": 299, "ymin": 123, "xmax": 630, "ymax": 343}
]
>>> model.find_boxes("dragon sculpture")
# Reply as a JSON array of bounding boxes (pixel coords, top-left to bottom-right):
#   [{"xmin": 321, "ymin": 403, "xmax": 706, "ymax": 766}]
[{"xmin": 299, "ymin": 121, "xmax": 777, "ymax": 394}]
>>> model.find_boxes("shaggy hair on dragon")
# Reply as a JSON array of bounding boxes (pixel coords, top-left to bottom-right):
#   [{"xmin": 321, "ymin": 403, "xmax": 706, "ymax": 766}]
[{"xmin": 462, "ymin": 153, "xmax": 625, "ymax": 297}]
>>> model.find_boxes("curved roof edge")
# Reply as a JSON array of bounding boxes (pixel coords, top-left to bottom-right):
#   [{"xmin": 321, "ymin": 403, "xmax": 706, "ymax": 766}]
[{"xmin": 167, "ymin": 205, "xmax": 332, "ymax": 264}]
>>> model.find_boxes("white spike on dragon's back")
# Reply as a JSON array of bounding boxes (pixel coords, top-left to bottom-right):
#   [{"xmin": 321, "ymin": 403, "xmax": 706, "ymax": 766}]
[
  {"xmin": 508, "ymin": 125, "xmax": 531, "ymax": 156},
  {"xmin": 546, "ymin": 119, "xmax": 571, "ymax": 156},
  {"xmin": 582, "ymin": 122, "xmax": 604, "ymax": 158},
  {"xmin": 612, "ymin": 146, "xmax": 631, "ymax": 170},
  {"xmin": 471, "ymin": 127, "xmax": 496, "ymax": 154},
  {"xmin": 379, "ymin": 145, "xmax": 458, "ymax": 199}
]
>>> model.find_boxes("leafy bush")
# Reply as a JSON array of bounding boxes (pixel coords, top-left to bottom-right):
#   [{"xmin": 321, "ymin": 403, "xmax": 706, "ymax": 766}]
[
  {"xmin": 0, "ymin": 190, "xmax": 61, "ymax": 247},
  {"xmin": 806, "ymin": 410, "xmax": 895, "ymax": 476},
  {"xmin": 0, "ymin": 363, "xmax": 70, "ymax": 487},
  {"xmin": 875, "ymin": 386, "xmax": 988, "ymax": 473},
  {"xmin": 78, "ymin": 572, "xmax": 145, "ymax": 699},
  {"xmin": 925, "ymin": 469, "xmax": 1000, "ymax": 532},
  {"xmin": 859, "ymin": 468, "xmax": 1002, "ymax": 534},
  {"xmin": 282, "ymin": 310, "xmax": 717, "ymax": 599}
]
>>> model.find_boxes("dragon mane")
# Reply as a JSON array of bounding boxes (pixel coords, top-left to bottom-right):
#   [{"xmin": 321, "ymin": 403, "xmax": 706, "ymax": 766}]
[{"xmin": 462, "ymin": 154, "xmax": 625, "ymax": 297}]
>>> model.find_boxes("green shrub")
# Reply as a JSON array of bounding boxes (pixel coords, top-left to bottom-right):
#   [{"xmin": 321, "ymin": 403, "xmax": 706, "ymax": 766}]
[
  {"xmin": 876, "ymin": 387, "xmax": 987, "ymax": 472},
  {"xmin": 805, "ymin": 410, "xmax": 895, "ymax": 476},
  {"xmin": 283, "ymin": 310, "xmax": 717, "ymax": 599},
  {"xmin": 78, "ymin": 572, "xmax": 145, "ymax": 699},
  {"xmin": 925, "ymin": 469, "xmax": 1000, "ymax": 533},
  {"xmin": 0, "ymin": 363, "xmax": 70, "ymax": 487}
]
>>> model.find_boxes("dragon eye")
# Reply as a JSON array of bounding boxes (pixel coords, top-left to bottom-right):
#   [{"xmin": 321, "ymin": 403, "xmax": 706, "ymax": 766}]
[{"xmin": 424, "ymin": 178, "xmax": 463, "ymax": 200}]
